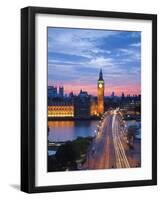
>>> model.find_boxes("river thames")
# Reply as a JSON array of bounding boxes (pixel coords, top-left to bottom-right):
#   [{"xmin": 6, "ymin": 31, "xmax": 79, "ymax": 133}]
[
  {"xmin": 48, "ymin": 120, "xmax": 141, "ymax": 142},
  {"xmin": 48, "ymin": 120, "xmax": 98, "ymax": 142}
]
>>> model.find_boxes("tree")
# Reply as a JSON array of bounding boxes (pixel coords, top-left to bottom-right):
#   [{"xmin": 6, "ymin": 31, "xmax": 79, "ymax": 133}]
[{"xmin": 55, "ymin": 142, "xmax": 78, "ymax": 170}]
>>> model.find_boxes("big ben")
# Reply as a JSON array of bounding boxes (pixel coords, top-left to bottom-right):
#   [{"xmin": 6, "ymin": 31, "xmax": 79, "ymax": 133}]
[{"xmin": 97, "ymin": 69, "xmax": 104, "ymax": 115}]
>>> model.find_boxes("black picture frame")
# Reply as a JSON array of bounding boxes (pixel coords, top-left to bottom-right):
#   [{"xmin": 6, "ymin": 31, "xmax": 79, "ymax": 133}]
[{"xmin": 21, "ymin": 6, "xmax": 157, "ymax": 193}]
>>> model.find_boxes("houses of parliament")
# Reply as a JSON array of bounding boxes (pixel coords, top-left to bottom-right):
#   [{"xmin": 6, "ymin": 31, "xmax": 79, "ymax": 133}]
[{"xmin": 48, "ymin": 69, "xmax": 105, "ymax": 119}]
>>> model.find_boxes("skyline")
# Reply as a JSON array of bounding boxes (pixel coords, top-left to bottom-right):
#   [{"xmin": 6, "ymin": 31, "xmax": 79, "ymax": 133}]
[
  {"xmin": 48, "ymin": 27, "xmax": 141, "ymax": 96},
  {"xmin": 48, "ymin": 84, "xmax": 141, "ymax": 97}
]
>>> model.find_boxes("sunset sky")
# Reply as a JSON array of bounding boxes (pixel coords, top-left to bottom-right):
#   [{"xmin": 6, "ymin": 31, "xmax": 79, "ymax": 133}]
[{"xmin": 48, "ymin": 27, "xmax": 141, "ymax": 96}]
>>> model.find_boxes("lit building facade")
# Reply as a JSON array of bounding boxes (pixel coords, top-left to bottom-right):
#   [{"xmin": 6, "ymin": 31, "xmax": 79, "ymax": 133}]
[
  {"xmin": 90, "ymin": 97, "xmax": 98, "ymax": 116},
  {"xmin": 97, "ymin": 69, "xmax": 104, "ymax": 115},
  {"xmin": 48, "ymin": 103, "xmax": 74, "ymax": 118}
]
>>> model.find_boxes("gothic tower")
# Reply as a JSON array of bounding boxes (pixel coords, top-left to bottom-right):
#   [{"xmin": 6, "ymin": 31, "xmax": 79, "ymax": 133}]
[{"xmin": 97, "ymin": 69, "xmax": 104, "ymax": 115}]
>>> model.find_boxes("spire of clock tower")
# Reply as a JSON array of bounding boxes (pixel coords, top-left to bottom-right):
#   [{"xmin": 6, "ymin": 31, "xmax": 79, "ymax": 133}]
[
  {"xmin": 97, "ymin": 69, "xmax": 104, "ymax": 115},
  {"xmin": 99, "ymin": 68, "xmax": 103, "ymax": 81}
]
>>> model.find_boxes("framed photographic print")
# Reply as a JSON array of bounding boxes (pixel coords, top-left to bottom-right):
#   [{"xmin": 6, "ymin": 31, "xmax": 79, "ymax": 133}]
[{"xmin": 21, "ymin": 6, "xmax": 157, "ymax": 193}]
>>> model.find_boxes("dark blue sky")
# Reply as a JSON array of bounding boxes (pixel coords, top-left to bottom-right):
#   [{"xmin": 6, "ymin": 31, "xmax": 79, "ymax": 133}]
[{"xmin": 48, "ymin": 27, "xmax": 141, "ymax": 96}]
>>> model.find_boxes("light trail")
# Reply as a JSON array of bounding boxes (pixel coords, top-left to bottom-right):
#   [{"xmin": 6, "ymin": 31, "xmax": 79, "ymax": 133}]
[
  {"xmin": 112, "ymin": 114, "xmax": 122, "ymax": 168},
  {"xmin": 83, "ymin": 109, "xmax": 130, "ymax": 170},
  {"xmin": 115, "ymin": 119, "xmax": 130, "ymax": 168},
  {"xmin": 112, "ymin": 110, "xmax": 130, "ymax": 168}
]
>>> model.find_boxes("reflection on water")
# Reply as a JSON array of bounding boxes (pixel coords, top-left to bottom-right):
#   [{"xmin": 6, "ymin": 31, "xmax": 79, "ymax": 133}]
[
  {"xmin": 48, "ymin": 120, "xmax": 75, "ymax": 128},
  {"xmin": 48, "ymin": 120, "xmax": 98, "ymax": 142}
]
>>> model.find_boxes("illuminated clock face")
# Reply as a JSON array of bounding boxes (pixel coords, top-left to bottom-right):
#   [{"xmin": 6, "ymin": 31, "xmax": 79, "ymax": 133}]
[{"xmin": 99, "ymin": 83, "xmax": 103, "ymax": 88}]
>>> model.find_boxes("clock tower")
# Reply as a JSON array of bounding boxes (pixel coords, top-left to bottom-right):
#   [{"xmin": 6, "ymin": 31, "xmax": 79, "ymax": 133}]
[{"xmin": 97, "ymin": 69, "xmax": 104, "ymax": 115}]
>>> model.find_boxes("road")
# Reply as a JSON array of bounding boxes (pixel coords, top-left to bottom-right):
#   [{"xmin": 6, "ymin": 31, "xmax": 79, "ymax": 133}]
[
  {"xmin": 112, "ymin": 110, "xmax": 130, "ymax": 168},
  {"xmin": 83, "ymin": 109, "xmax": 130, "ymax": 169}
]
